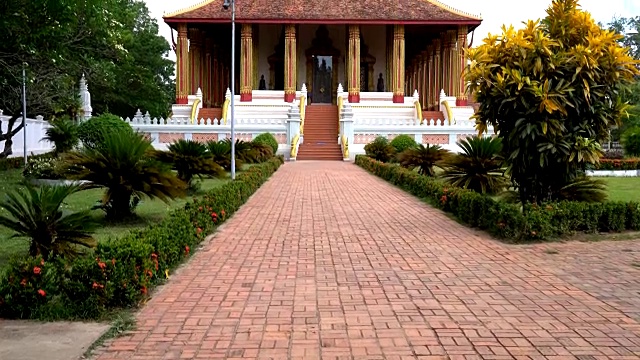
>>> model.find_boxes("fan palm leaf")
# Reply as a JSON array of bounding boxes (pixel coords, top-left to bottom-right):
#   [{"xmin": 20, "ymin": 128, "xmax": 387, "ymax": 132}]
[{"xmin": 398, "ymin": 143, "xmax": 450, "ymax": 176}]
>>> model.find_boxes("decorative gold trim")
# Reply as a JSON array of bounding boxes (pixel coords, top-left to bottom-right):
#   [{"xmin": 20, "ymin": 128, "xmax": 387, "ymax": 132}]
[
  {"xmin": 190, "ymin": 98, "xmax": 201, "ymax": 124},
  {"xmin": 341, "ymin": 135, "xmax": 349, "ymax": 159},
  {"xmin": 299, "ymin": 95, "xmax": 306, "ymax": 134},
  {"xmin": 164, "ymin": 0, "xmax": 217, "ymax": 18},
  {"xmin": 290, "ymin": 133, "xmax": 300, "ymax": 158},
  {"xmin": 415, "ymin": 100, "xmax": 423, "ymax": 125},
  {"xmin": 441, "ymin": 99, "xmax": 454, "ymax": 125},
  {"xmin": 424, "ymin": 0, "xmax": 482, "ymax": 20},
  {"xmin": 221, "ymin": 97, "xmax": 230, "ymax": 124}
]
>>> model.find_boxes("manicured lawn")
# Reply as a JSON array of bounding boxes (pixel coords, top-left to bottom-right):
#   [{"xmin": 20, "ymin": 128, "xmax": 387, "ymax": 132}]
[
  {"xmin": 0, "ymin": 167, "xmax": 232, "ymax": 268},
  {"xmin": 601, "ymin": 177, "xmax": 640, "ymax": 202}
]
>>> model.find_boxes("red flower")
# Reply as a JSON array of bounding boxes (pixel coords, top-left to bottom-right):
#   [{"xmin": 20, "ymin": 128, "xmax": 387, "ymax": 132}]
[
  {"xmin": 221, "ymin": 209, "xmax": 226, "ymax": 217},
  {"xmin": 198, "ymin": 206, "xmax": 203, "ymax": 211},
  {"xmin": 196, "ymin": 227, "xmax": 203, "ymax": 234},
  {"xmin": 140, "ymin": 286, "xmax": 147, "ymax": 294},
  {"xmin": 37, "ymin": 289, "xmax": 46, "ymax": 297},
  {"xmin": 151, "ymin": 253, "xmax": 158, "ymax": 259},
  {"xmin": 40, "ymin": 259, "xmax": 45, "ymax": 266},
  {"xmin": 146, "ymin": 270, "xmax": 153, "ymax": 277},
  {"xmin": 92, "ymin": 282, "xmax": 104, "ymax": 290},
  {"xmin": 97, "ymin": 262, "xmax": 107, "ymax": 270},
  {"xmin": 20, "ymin": 278, "xmax": 27, "ymax": 287},
  {"xmin": 185, "ymin": 245, "xmax": 190, "ymax": 255},
  {"xmin": 33, "ymin": 266, "xmax": 41, "ymax": 275},
  {"xmin": 211, "ymin": 212, "xmax": 217, "ymax": 218}
]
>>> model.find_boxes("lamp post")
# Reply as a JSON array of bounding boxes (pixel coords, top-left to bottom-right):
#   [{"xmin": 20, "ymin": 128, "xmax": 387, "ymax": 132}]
[
  {"xmin": 22, "ymin": 64, "xmax": 27, "ymax": 166},
  {"xmin": 223, "ymin": 0, "xmax": 236, "ymax": 180}
]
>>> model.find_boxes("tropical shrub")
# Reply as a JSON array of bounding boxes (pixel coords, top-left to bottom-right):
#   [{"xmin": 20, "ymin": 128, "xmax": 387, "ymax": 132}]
[
  {"xmin": 0, "ymin": 184, "xmax": 98, "ymax": 260},
  {"xmin": 356, "ymin": 155, "xmax": 640, "ymax": 242},
  {"xmin": 206, "ymin": 140, "xmax": 243, "ymax": 171},
  {"xmin": 600, "ymin": 149, "xmax": 624, "ymax": 159},
  {"xmin": 441, "ymin": 136, "xmax": 508, "ymax": 194},
  {"xmin": 466, "ymin": 0, "xmax": 639, "ymax": 205},
  {"xmin": 253, "ymin": 133, "xmax": 279, "ymax": 155},
  {"xmin": 22, "ymin": 157, "xmax": 64, "ymax": 180},
  {"xmin": 594, "ymin": 158, "xmax": 640, "ymax": 170},
  {"xmin": 77, "ymin": 114, "xmax": 133, "ymax": 148},
  {"xmin": 0, "ymin": 157, "xmax": 284, "ymax": 320},
  {"xmin": 364, "ymin": 136, "xmax": 395, "ymax": 163},
  {"xmin": 622, "ymin": 127, "xmax": 640, "ymax": 157},
  {"xmin": 43, "ymin": 118, "xmax": 79, "ymax": 155},
  {"xmin": 390, "ymin": 135, "xmax": 417, "ymax": 154},
  {"xmin": 63, "ymin": 131, "xmax": 186, "ymax": 220},
  {"xmin": 155, "ymin": 140, "xmax": 225, "ymax": 189},
  {"xmin": 249, "ymin": 142, "xmax": 274, "ymax": 163},
  {"xmin": 221, "ymin": 138, "xmax": 254, "ymax": 163},
  {"xmin": 397, "ymin": 143, "xmax": 449, "ymax": 176}
]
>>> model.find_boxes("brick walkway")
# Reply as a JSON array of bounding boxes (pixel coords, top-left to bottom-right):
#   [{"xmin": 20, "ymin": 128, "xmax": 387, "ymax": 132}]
[{"xmin": 95, "ymin": 162, "xmax": 640, "ymax": 360}]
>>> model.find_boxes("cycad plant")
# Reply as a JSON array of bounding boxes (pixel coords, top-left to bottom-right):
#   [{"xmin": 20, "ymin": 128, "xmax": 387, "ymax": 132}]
[
  {"xmin": 155, "ymin": 140, "xmax": 225, "ymax": 189},
  {"xmin": 249, "ymin": 142, "xmax": 274, "ymax": 163},
  {"xmin": 397, "ymin": 143, "xmax": 450, "ymax": 176},
  {"xmin": 364, "ymin": 136, "xmax": 395, "ymax": 163},
  {"xmin": 441, "ymin": 136, "xmax": 509, "ymax": 194},
  {"xmin": 206, "ymin": 140, "xmax": 243, "ymax": 171},
  {"xmin": 221, "ymin": 138, "xmax": 253, "ymax": 163},
  {"xmin": 0, "ymin": 184, "xmax": 98, "ymax": 260},
  {"xmin": 43, "ymin": 118, "xmax": 79, "ymax": 155},
  {"xmin": 63, "ymin": 131, "xmax": 186, "ymax": 220}
]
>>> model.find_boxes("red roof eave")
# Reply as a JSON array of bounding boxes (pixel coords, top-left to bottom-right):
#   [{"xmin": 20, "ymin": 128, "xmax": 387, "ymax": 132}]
[{"xmin": 164, "ymin": 17, "xmax": 481, "ymax": 26}]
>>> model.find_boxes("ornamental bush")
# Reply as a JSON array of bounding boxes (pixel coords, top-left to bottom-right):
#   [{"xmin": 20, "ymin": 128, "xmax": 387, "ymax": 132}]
[
  {"xmin": 390, "ymin": 134, "xmax": 417, "ymax": 153},
  {"xmin": 0, "ymin": 156, "xmax": 284, "ymax": 320},
  {"xmin": 622, "ymin": 127, "xmax": 640, "ymax": 157},
  {"xmin": 253, "ymin": 133, "xmax": 279, "ymax": 155},
  {"xmin": 355, "ymin": 155, "xmax": 640, "ymax": 242},
  {"xmin": 77, "ymin": 113, "xmax": 133, "ymax": 148}
]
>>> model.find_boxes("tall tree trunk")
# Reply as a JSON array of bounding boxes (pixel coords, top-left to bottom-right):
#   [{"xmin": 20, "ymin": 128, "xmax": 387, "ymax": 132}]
[{"xmin": 0, "ymin": 113, "xmax": 25, "ymax": 158}]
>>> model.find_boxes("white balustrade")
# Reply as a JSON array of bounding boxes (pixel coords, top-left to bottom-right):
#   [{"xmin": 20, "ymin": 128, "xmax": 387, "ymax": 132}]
[{"xmin": 0, "ymin": 112, "xmax": 53, "ymax": 157}]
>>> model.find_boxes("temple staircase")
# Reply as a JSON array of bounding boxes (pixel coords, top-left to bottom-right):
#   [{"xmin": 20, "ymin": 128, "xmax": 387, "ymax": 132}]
[
  {"xmin": 196, "ymin": 107, "xmax": 222, "ymax": 123},
  {"xmin": 297, "ymin": 105, "xmax": 343, "ymax": 161}
]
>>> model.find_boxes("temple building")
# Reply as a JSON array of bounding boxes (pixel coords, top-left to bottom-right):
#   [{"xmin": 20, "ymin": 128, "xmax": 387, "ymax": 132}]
[
  {"xmin": 164, "ymin": 0, "xmax": 481, "ymax": 106},
  {"xmin": 161, "ymin": 0, "xmax": 483, "ymax": 160}
]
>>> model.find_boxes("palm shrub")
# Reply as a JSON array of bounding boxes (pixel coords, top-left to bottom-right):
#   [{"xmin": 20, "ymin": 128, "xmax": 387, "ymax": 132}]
[
  {"xmin": 390, "ymin": 135, "xmax": 417, "ymax": 154},
  {"xmin": 222, "ymin": 138, "xmax": 253, "ymax": 163},
  {"xmin": 397, "ymin": 143, "xmax": 450, "ymax": 176},
  {"xmin": 43, "ymin": 118, "xmax": 79, "ymax": 155},
  {"xmin": 441, "ymin": 136, "xmax": 508, "ymax": 195},
  {"xmin": 364, "ymin": 136, "xmax": 395, "ymax": 163},
  {"xmin": 249, "ymin": 142, "xmax": 274, "ymax": 163},
  {"xmin": 253, "ymin": 133, "xmax": 279, "ymax": 155},
  {"xmin": 0, "ymin": 184, "xmax": 98, "ymax": 260},
  {"xmin": 63, "ymin": 131, "xmax": 186, "ymax": 220},
  {"xmin": 77, "ymin": 113, "xmax": 133, "ymax": 148},
  {"xmin": 155, "ymin": 140, "xmax": 225, "ymax": 189},
  {"xmin": 206, "ymin": 140, "xmax": 243, "ymax": 171},
  {"xmin": 622, "ymin": 127, "xmax": 640, "ymax": 157}
]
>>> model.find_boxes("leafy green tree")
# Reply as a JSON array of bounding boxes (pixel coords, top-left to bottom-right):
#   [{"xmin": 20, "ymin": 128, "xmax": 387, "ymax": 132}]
[
  {"xmin": 0, "ymin": 0, "xmax": 174, "ymax": 157},
  {"xmin": 467, "ymin": 0, "xmax": 639, "ymax": 205},
  {"xmin": 0, "ymin": 184, "xmax": 98, "ymax": 260}
]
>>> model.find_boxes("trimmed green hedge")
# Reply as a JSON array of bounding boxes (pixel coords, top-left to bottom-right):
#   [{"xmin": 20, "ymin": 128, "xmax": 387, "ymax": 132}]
[
  {"xmin": 0, "ymin": 156, "xmax": 284, "ymax": 320},
  {"xmin": 356, "ymin": 155, "xmax": 640, "ymax": 242},
  {"xmin": 593, "ymin": 159, "xmax": 640, "ymax": 170}
]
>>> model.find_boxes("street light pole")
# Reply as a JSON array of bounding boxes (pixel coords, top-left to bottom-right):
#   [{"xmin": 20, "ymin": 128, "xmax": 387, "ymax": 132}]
[
  {"xmin": 22, "ymin": 64, "xmax": 27, "ymax": 166},
  {"xmin": 223, "ymin": 0, "xmax": 237, "ymax": 180}
]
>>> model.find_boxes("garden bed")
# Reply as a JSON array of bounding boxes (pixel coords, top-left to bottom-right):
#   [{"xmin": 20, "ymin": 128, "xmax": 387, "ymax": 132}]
[
  {"xmin": 355, "ymin": 155, "xmax": 640, "ymax": 242},
  {"xmin": 0, "ymin": 157, "xmax": 284, "ymax": 320}
]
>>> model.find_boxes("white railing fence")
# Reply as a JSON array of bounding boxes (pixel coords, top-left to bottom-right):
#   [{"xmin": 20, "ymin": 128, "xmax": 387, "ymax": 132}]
[{"xmin": 0, "ymin": 111, "xmax": 53, "ymax": 158}]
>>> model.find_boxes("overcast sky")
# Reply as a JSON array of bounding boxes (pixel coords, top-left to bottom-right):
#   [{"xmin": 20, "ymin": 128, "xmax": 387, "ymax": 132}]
[{"xmin": 145, "ymin": 0, "xmax": 640, "ymax": 60}]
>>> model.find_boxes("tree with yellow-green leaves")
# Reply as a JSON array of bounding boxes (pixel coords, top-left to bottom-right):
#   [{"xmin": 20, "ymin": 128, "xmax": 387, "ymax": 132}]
[{"xmin": 466, "ymin": 0, "xmax": 640, "ymax": 206}]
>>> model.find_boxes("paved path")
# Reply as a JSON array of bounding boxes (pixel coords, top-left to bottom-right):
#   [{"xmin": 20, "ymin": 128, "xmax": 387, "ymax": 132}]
[{"xmin": 95, "ymin": 162, "xmax": 640, "ymax": 359}]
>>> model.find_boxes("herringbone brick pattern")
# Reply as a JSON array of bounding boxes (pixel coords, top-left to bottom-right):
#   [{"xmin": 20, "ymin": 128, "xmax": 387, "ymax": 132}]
[{"xmin": 94, "ymin": 161, "xmax": 640, "ymax": 359}]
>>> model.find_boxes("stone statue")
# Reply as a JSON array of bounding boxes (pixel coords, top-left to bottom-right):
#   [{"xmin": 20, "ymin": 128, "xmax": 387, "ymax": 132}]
[
  {"xmin": 259, "ymin": 74, "xmax": 266, "ymax": 90},
  {"xmin": 377, "ymin": 73, "xmax": 385, "ymax": 92}
]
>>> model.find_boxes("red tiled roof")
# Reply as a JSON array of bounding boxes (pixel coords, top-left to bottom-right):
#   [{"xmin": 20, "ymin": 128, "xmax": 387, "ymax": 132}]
[{"xmin": 164, "ymin": 0, "xmax": 482, "ymax": 25}]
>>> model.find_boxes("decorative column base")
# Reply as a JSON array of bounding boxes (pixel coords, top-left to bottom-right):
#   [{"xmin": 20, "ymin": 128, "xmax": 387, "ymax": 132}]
[
  {"xmin": 240, "ymin": 91, "xmax": 253, "ymax": 102},
  {"xmin": 176, "ymin": 97, "xmax": 188, "ymax": 105},
  {"xmin": 456, "ymin": 97, "xmax": 468, "ymax": 106},
  {"xmin": 392, "ymin": 94, "xmax": 404, "ymax": 103},
  {"xmin": 348, "ymin": 93, "xmax": 360, "ymax": 103},
  {"xmin": 284, "ymin": 91, "xmax": 295, "ymax": 103}
]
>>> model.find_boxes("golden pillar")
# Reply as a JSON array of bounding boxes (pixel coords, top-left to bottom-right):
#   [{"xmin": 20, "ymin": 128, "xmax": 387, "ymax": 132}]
[
  {"xmin": 420, "ymin": 51, "xmax": 428, "ymax": 108},
  {"xmin": 204, "ymin": 37, "xmax": 213, "ymax": 107},
  {"xmin": 392, "ymin": 25, "xmax": 405, "ymax": 103},
  {"xmin": 176, "ymin": 24, "xmax": 189, "ymax": 104},
  {"xmin": 456, "ymin": 26, "xmax": 468, "ymax": 106},
  {"xmin": 284, "ymin": 24, "xmax": 296, "ymax": 102},
  {"xmin": 189, "ymin": 28, "xmax": 204, "ymax": 95},
  {"xmin": 386, "ymin": 26, "xmax": 392, "ymax": 92},
  {"xmin": 432, "ymin": 39, "xmax": 442, "ymax": 109},
  {"xmin": 426, "ymin": 46, "xmax": 434, "ymax": 110},
  {"xmin": 348, "ymin": 25, "xmax": 361, "ymax": 103},
  {"xmin": 446, "ymin": 30, "xmax": 457, "ymax": 97},
  {"xmin": 240, "ymin": 24, "xmax": 253, "ymax": 101}
]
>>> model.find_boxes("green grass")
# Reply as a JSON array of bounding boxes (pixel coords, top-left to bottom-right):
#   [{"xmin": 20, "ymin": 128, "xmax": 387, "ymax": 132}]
[
  {"xmin": 601, "ymin": 177, "xmax": 640, "ymax": 202},
  {"xmin": 0, "ymin": 167, "xmax": 235, "ymax": 268}
]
